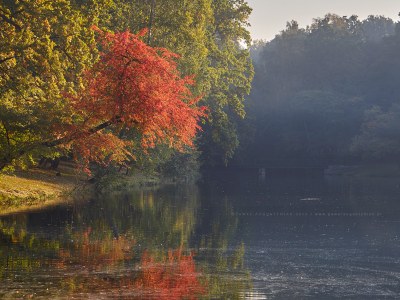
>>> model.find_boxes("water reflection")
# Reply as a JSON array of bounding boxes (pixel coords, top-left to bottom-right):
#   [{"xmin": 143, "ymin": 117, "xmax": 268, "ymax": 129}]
[
  {"xmin": 202, "ymin": 172, "xmax": 400, "ymax": 298},
  {"xmin": 0, "ymin": 185, "xmax": 251, "ymax": 299},
  {"xmin": 2, "ymin": 174, "xmax": 400, "ymax": 298}
]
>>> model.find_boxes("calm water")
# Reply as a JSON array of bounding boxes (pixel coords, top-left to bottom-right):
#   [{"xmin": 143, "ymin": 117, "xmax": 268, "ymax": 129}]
[{"xmin": 1, "ymin": 172, "xmax": 400, "ymax": 299}]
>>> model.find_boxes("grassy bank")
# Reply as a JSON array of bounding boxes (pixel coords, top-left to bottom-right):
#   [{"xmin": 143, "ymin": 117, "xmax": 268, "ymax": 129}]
[
  {"xmin": 0, "ymin": 167, "xmax": 90, "ymax": 216},
  {"xmin": 0, "ymin": 165, "xmax": 168, "ymax": 216}
]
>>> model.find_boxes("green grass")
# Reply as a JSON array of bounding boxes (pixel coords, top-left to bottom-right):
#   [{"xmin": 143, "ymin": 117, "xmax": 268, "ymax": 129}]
[
  {"xmin": 0, "ymin": 167, "xmax": 87, "ymax": 216},
  {"xmin": 0, "ymin": 165, "xmax": 176, "ymax": 215}
]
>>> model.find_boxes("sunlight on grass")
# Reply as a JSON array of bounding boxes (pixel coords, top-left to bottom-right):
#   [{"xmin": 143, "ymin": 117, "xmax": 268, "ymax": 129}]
[{"xmin": 0, "ymin": 168, "xmax": 85, "ymax": 216}]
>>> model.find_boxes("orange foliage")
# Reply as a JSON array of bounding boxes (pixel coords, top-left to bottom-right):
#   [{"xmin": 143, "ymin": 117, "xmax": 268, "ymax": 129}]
[{"xmin": 61, "ymin": 27, "xmax": 206, "ymax": 172}]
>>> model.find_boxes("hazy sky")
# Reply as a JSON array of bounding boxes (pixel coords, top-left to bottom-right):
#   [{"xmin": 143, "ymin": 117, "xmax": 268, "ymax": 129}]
[{"xmin": 247, "ymin": 0, "xmax": 400, "ymax": 41}]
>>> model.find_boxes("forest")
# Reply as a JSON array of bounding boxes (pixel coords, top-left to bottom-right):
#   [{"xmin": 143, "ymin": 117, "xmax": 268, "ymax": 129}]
[
  {"xmin": 0, "ymin": 0, "xmax": 253, "ymax": 179},
  {"xmin": 236, "ymin": 14, "xmax": 400, "ymax": 169},
  {"xmin": 1, "ymin": 1, "xmax": 400, "ymax": 178}
]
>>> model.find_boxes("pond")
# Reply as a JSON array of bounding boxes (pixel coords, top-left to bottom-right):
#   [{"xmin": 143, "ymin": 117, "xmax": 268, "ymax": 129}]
[{"xmin": 1, "ymin": 171, "xmax": 400, "ymax": 299}]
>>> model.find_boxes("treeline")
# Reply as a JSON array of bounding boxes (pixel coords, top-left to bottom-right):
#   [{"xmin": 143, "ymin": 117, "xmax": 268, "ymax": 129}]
[
  {"xmin": 235, "ymin": 14, "xmax": 400, "ymax": 167},
  {"xmin": 0, "ymin": 0, "xmax": 253, "ymax": 177}
]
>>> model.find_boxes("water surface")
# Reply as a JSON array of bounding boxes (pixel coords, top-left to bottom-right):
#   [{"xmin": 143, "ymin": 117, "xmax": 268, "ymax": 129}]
[{"xmin": 1, "ymin": 172, "xmax": 400, "ymax": 299}]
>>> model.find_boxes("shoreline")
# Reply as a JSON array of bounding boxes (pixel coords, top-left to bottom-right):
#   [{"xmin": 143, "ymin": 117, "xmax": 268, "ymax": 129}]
[
  {"xmin": 2, "ymin": 163, "xmax": 399, "ymax": 216},
  {"xmin": 0, "ymin": 168, "xmax": 92, "ymax": 216},
  {"xmin": 0, "ymin": 167, "xmax": 166, "ymax": 216}
]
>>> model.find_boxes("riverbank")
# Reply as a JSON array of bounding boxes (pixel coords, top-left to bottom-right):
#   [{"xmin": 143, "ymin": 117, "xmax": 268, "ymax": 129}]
[
  {"xmin": 0, "ymin": 167, "xmax": 90, "ymax": 216},
  {"xmin": 0, "ymin": 166, "xmax": 166, "ymax": 216},
  {"xmin": 3, "ymin": 162, "xmax": 397, "ymax": 216}
]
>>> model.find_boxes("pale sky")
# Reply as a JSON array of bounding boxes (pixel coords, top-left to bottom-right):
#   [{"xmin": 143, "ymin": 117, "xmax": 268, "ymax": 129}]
[{"xmin": 247, "ymin": 0, "xmax": 400, "ymax": 41}]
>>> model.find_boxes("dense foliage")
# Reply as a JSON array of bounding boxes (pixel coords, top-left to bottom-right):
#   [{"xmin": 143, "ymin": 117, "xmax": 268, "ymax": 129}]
[
  {"xmin": 0, "ymin": 0, "xmax": 253, "ymax": 173},
  {"xmin": 0, "ymin": 0, "xmax": 101, "ymax": 170},
  {"xmin": 237, "ymin": 14, "xmax": 400, "ymax": 167}
]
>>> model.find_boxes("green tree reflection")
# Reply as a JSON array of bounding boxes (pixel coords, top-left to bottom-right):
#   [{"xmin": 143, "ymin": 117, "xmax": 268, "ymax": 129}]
[{"xmin": 0, "ymin": 185, "xmax": 252, "ymax": 299}]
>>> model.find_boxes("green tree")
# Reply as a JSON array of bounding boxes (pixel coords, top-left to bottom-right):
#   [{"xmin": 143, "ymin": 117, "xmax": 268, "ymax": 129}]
[
  {"xmin": 1, "ymin": 0, "xmax": 254, "ymax": 173},
  {"xmin": 0, "ymin": 0, "xmax": 107, "ymax": 169},
  {"xmin": 352, "ymin": 104, "xmax": 400, "ymax": 160},
  {"xmin": 236, "ymin": 13, "xmax": 400, "ymax": 167},
  {"xmin": 361, "ymin": 15, "xmax": 395, "ymax": 42},
  {"xmin": 104, "ymin": 0, "xmax": 254, "ymax": 166},
  {"xmin": 200, "ymin": 0, "xmax": 254, "ymax": 165}
]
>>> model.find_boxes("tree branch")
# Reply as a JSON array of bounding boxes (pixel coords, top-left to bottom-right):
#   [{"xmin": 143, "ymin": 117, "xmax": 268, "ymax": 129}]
[
  {"xmin": 0, "ymin": 56, "xmax": 15, "ymax": 64},
  {"xmin": 43, "ymin": 116, "xmax": 122, "ymax": 147},
  {"xmin": 148, "ymin": 0, "xmax": 156, "ymax": 45},
  {"xmin": 0, "ymin": 116, "xmax": 125, "ymax": 171},
  {"xmin": 0, "ymin": 13, "xmax": 22, "ymax": 31}
]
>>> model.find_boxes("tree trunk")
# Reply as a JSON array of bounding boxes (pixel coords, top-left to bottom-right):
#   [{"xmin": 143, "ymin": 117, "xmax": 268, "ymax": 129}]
[
  {"xmin": 0, "ymin": 116, "xmax": 123, "ymax": 171},
  {"xmin": 147, "ymin": 0, "xmax": 156, "ymax": 45}
]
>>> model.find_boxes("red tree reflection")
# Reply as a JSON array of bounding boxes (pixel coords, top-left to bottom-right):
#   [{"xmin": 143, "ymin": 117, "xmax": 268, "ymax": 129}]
[{"xmin": 134, "ymin": 249, "xmax": 206, "ymax": 299}]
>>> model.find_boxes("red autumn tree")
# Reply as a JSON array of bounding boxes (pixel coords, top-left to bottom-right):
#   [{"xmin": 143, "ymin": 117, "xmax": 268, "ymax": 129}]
[{"xmin": 57, "ymin": 27, "xmax": 206, "ymax": 172}]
